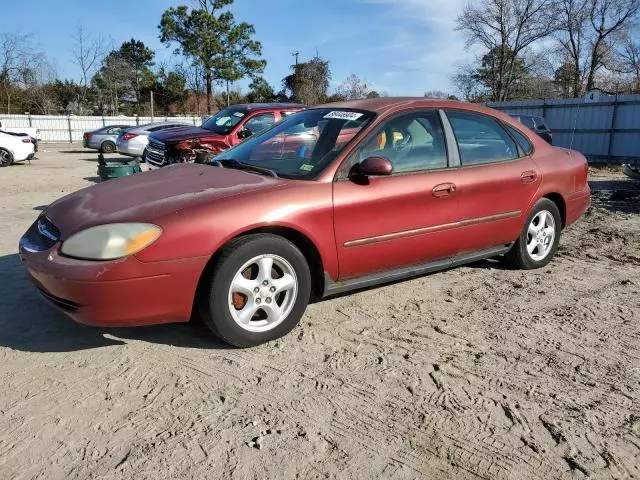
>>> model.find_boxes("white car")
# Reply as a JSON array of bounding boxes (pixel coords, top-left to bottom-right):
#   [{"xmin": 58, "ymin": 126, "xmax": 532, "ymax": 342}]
[
  {"xmin": 0, "ymin": 121, "xmax": 39, "ymax": 139},
  {"xmin": 0, "ymin": 130, "xmax": 36, "ymax": 166},
  {"xmin": 116, "ymin": 122, "xmax": 190, "ymax": 157}
]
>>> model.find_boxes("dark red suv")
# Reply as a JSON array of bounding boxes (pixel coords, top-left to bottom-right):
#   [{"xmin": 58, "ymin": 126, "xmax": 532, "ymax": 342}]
[{"xmin": 144, "ymin": 103, "xmax": 304, "ymax": 168}]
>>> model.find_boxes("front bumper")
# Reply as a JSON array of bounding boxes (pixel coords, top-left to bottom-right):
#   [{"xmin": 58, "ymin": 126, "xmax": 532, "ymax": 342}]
[{"xmin": 19, "ymin": 222, "xmax": 208, "ymax": 327}]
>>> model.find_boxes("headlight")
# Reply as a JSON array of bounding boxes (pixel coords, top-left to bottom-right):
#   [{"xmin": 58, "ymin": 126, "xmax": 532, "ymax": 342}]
[{"xmin": 60, "ymin": 223, "xmax": 162, "ymax": 260}]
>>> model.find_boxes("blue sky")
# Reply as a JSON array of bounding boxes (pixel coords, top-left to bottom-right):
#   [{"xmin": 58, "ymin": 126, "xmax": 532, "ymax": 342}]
[{"xmin": 2, "ymin": 0, "xmax": 471, "ymax": 95}]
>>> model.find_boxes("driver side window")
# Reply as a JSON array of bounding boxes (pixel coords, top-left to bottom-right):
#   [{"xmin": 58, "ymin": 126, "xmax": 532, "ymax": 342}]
[{"xmin": 353, "ymin": 110, "xmax": 448, "ymax": 174}]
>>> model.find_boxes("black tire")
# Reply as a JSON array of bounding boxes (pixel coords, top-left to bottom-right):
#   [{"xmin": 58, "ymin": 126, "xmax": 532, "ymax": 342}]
[
  {"xmin": 201, "ymin": 234, "xmax": 311, "ymax": 347},
  {"xmin": 505, "ymin": 198, "xmax": 562, "ymax": 269},
  {"xmin": 101, "ymin": 141, "xmax": 116, "ymax": 153},
  {"xmin": 0, "ymin": 148, "xmax": 13, "ymax": 167}
]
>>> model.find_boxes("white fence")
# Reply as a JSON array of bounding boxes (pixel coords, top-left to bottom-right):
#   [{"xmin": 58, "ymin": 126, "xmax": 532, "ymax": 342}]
[
  {"xmin": 0, "ymin": 115, "xmax": 204, "ymax": 142},
  {"xmin": 487, "ymin": 93, "xmax": 640, "ymax": 164}
]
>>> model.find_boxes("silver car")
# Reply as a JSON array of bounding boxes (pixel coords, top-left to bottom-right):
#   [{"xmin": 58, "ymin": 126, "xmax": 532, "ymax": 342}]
[
  {"xmin": 116, "ymin": 122, "xmax": 191, "ymax": 157},
  {"xmin": 83, "ymin": 125, "xmax": 132, "ymax": 153}
]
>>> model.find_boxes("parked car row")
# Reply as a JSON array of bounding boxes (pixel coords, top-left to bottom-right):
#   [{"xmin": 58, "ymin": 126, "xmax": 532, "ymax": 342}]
[{"xmin": 144, "ymin": 103, "xmax": 303, "ymax": 168}]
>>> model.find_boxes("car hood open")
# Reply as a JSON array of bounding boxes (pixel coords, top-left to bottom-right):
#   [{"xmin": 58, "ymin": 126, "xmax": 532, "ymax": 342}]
[
  {"xmin": 150, "ymin": 126, "xmax": 226, "ymax": 144},
  {"xmin": 46, "ymin": 164, "xmax": 286, "ymax": 237}
]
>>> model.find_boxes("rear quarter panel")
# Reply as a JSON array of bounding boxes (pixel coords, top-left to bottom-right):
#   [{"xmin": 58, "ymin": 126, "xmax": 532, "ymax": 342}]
[{"xmin": 530, "ymin": 145, "xmax": 590, "ymax": 226}]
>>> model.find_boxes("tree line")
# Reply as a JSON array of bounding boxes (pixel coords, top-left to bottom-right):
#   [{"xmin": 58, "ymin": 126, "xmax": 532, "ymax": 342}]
[
  {"xmin": 0, "ymin": 0, "xmax": 387, "ymax": 117},
  {"xmin": 4, "ymin": 0, "xmax": 634, "ymax": 115},
  {"xmin": 454, "ymin": 0, "xmax": 640, "ymax": 101}
]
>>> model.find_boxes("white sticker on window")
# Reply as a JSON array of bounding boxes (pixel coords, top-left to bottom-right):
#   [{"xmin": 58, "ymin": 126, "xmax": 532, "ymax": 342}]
[
  {"xmin": 323, "ymin": 111, "xmax": 363, "ymax": 121},
  {"xmin": 299, "ymin": 164, "xmax": 314, "ymax": 171},
  {"xmin": 233, "ymin": 111, "xmax": 245, "ymax": 118}
]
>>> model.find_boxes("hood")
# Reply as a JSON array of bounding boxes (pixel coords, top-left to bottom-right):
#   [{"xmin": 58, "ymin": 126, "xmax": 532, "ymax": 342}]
[
  {"xmin": 150, "ymin": 126, "xmax": 226, "ymax": 144},
  {"xmin": 46, "ymin": 164, "xmax": 286, "ymax": 237}
]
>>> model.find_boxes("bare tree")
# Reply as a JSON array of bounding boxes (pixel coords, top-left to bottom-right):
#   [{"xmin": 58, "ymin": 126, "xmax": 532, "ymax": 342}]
[
  {"xmin": 585, "ymin": 0, "xmax": 639, "ymax": 90},
  {"xmin": 177, "ymin": 61, "xmax": 205, "ymax": 115},
  {"xmin": 71, "ymin": 26, "xmax": 107, "ymax": 110},
  {"xmin": 555, "ymin": 0, "xmax": 640, "ymax": 95},
  {"xmin": 335, "ymin": 74, "xmax": 372, "ymax": 100},
  {"xmin": 619, "ymin": 30, "xmax": 640, "ymax": 90},
  {"xmin": 452, "ymin": 63, "xmax": 485, "ymax": 101},
  {"xmin": 456, "ymin": 0, "xmax": 558, "ymax": 101},
  {"xmin": 424, "ymin": 90, "xmax": 457, "ymax": 99},
  {"xmin": 0, "ymin": 32, "xmax": 41, "ymax": 113}
]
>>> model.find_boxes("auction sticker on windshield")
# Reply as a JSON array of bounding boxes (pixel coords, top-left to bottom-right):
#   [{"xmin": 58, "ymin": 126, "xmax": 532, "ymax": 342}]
[{"xmin": 323, "ymin": 111, "xmax": 363, "ymax": 121}]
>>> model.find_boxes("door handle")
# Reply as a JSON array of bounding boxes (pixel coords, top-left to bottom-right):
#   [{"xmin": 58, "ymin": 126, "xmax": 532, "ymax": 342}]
[
  {"xmin": 521, "ymin": 170, "xmax": 538, "ymax": 183},
  {"xmin": 432, "ymin": 183, "xmax": 456, "ymax": 198}
]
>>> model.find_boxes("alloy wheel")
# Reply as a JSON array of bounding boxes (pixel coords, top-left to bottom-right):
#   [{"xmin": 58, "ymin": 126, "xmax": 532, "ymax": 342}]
[
  {"xmin": 228, "ymin": 254, "xmax": 298, "ymax": 333},
  {"xmin": 526, "ymin": 210, "xmax": 555, "ymax": 261}
]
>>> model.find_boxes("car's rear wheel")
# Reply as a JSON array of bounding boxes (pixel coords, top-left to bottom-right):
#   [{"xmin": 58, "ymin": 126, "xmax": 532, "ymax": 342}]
[
  {"xmin": 101, "ymin": 141, "xmax": 116, "ymax": 153},
  {"xmin": 506, "ymin": 198, "xmax": 561, "ymax": 269},
  {"xmin": 201, "ymin": 234, "xmax": 311, "ymax": 347},
  {"xmin": 0, "ymin": 148, "xmax": 13, "ymax": 167}
]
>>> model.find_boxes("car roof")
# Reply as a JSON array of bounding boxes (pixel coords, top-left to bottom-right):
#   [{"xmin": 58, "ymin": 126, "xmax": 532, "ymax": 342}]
[
  {"xmin": 315, "ymin": 97, "xmax": 523, "ymax": 123},
  {"xmin": 227, "ymin": 103, "xmax": 305, "ymax": 112},
  {"xmin": 96, "ymin": 125, "xmax": 132, "ymax": 131}
]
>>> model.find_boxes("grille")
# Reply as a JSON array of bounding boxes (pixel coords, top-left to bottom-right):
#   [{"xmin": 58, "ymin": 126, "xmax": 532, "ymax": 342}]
[
  {"xmin": 20, "ymin": 216, "xmax": 60, "ymax": 252},
  {"xmin": 146, "ymin": 139, "xmax": 166, "ymax": 168}
]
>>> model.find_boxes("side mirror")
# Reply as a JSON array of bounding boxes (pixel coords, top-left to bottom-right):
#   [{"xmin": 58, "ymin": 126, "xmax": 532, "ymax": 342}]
[
  {"xmin": 352, "ymin": 156, "xmax": 393, "ymax": 177},
  {"xmin": 237, "ymin": 128, "xmax": 253, "ymax": 139}
]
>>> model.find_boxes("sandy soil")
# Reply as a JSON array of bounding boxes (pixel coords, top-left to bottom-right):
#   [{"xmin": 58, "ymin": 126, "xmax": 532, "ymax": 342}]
[{"xmin": 0, "ymin": 146, "xmax": 639, "ymax": 480}]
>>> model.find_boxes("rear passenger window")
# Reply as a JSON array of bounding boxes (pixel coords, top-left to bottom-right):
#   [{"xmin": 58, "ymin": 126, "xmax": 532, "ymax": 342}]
[
  {"xmin": 446, "ymin": 111, "xmax": 519, "ymax": 165},
  {"xmin": 505, "ymin": 125, "xmax": 533, "ymax": 156}
]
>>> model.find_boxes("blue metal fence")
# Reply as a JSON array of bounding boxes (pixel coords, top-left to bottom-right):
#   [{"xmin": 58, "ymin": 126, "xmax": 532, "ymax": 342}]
[{"xmin": 487, "ymin": 94, "xmax": 640, "ymax": 164}]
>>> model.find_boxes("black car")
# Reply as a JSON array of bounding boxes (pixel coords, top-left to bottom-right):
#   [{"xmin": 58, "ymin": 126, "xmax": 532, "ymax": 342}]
[{"xmin": 511, "ymin": 115, "xmax": 553, "ymax": 145}]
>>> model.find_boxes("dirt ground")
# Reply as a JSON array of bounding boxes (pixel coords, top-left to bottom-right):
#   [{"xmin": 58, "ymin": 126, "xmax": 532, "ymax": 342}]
[{"xmin": 0, "ymin": 145, "xmax": 638, "ymax": 480}]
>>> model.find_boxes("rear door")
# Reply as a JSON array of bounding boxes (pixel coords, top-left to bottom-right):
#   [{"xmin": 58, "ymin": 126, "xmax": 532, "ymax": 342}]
[
  {"xmin": 332, "ymin": 109, "xmax": 461, "ymax": 279},
  {"xmin": 444, "ymin": 110, "xmax": 540, "ymax": 254}
]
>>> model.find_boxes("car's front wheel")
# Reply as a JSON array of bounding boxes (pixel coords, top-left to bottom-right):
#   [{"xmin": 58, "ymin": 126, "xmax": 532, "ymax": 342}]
[
  {"xmin": 506, "ymin": 198, "xmax": 562, "ymax": 269},
  {"xmin": 201, "ymin": 234, "xmax": 311, "ymax": 347}
]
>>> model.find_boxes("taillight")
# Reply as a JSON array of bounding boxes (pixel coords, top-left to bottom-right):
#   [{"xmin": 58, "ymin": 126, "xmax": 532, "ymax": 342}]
[
  {"xmin": 22, "ymin": 138, "xmax": 31, "ymax": 143},
  {"xmin": 83, "ymin": 133, "xmax": 92, "ymax": 139},
  {"xmin": 122, "ymin": 133, "xmax": 138, "ymax": 141}
]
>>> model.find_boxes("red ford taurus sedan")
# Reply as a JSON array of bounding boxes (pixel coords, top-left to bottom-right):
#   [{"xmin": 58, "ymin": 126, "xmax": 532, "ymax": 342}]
[{"xmin": 20, "ymin": 98, "xmax": 590, "ymax": 347}]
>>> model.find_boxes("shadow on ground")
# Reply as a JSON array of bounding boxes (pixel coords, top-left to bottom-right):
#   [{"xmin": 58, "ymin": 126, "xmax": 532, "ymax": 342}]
[
  {"xmin": 589, "ymin": 178, "xmax": 640, "ymax": 214},
  {"xmin": 0, "ymin": 253, "xmax": 225, "ymax": 353}
]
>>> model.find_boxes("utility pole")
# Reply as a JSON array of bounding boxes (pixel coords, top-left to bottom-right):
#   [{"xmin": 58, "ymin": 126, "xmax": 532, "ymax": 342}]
[
  {"xmin": 150, "ymin": 91, "xmax": 154, "ymax": 121},
  {"xmin": 292, "ymin": 50, "xmax": 299, "ymax": 67}
]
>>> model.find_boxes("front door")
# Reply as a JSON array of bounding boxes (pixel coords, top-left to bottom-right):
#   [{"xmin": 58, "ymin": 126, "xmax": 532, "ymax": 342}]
[{"xmin": 332, "ymin": 110, "xmax": 460, "ymax": 279}]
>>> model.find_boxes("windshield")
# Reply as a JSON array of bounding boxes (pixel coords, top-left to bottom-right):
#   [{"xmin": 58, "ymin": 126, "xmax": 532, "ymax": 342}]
[
  {"xmin": 214, "ymin": 108, "xmax": 375, "ymax": 179},
  {"xmin": 202, "ymin": 108, "xmax": 246, "ymax": 134}
]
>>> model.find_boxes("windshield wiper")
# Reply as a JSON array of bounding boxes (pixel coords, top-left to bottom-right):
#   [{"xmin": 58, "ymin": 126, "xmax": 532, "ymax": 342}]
[{"xmin": 211, "ymin": 159, "xmax": 278, "ymax": 178}]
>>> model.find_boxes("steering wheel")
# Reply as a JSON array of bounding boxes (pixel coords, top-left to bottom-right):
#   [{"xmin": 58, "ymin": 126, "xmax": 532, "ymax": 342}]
[{"xmin": 392, "ymin": 133, "xmax": 413, "ymax": 162}]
